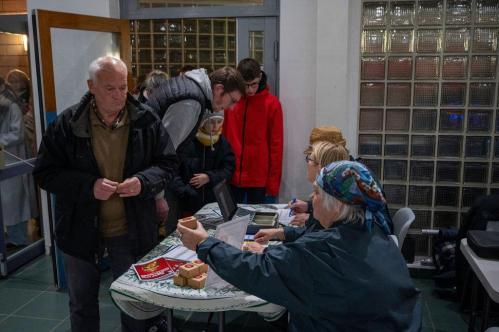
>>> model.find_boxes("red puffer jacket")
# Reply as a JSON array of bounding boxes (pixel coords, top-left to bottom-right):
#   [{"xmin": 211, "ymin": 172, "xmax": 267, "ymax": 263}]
[{"xmin": 223, "ymin": 84, "xmax": 283, "ymax": 196}]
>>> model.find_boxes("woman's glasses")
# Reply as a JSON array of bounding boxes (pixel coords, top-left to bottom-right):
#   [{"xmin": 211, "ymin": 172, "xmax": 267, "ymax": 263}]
[{"xmin": 305, "ymin": 154, "xmax": 318, "ymax": 164}]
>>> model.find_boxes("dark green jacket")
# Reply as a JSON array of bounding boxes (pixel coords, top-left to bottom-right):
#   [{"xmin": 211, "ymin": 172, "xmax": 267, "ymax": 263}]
[
  {"xmin": 284, "ymin": 214, "xmax": 324, "ymax": 243},
  {"xmin": 198, "ymin": 222, "xmax": 422, "ymax": 332}
]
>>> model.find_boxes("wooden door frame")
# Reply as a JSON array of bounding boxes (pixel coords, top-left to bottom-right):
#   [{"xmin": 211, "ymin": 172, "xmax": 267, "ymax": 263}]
[{"xmin": 35, "ymin": 9, "xmax": 130, "ymax": 116}]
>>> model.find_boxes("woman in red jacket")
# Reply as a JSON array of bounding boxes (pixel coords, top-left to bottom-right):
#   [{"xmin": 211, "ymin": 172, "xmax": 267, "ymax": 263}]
[{"xmin": 223, "ymin": 58, "xmax": 283, "ymax": 204}]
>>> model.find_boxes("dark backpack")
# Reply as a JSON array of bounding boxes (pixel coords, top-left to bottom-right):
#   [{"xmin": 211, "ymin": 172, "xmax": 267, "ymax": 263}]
[{"xmin": 432, "ymin": 227, "xmax": 458, "ymax": 290}]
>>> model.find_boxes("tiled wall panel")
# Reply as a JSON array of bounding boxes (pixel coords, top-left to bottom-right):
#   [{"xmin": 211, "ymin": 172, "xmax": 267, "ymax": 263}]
[{"xmin": 360, "ymin": 0, "xmax": 499, "ymax": 256}]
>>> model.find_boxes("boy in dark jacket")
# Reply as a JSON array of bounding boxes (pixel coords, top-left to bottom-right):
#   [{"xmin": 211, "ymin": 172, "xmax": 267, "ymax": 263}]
[{"xmin": 170, "ymin": 111, "xmax": 235, "ymax": 215}]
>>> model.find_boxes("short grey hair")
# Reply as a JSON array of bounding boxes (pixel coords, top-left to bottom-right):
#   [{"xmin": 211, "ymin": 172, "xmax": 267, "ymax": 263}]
[
  {"xmin": 317, "ymin": 185, "xmax": 365, "ymax": 225},
  {"xmin": 144, "ymin": 70, "xmax": 169, "ymax": 93},
  {"xmin": 88, "ymin": 56, "xmax": 127, "ymax": 82}
]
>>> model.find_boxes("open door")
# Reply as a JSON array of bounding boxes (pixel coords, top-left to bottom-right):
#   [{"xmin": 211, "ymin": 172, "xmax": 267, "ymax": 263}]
[
  {"xmin": 33, "ymin": 9, "xmax": 130, "ymax": 288},
  {"xmin": 0, "ymin": 13, "xmax": 44, "ymax": 277},
  {"xmin": 35, "ymin": 10, "xmax": 131, "ymax": 123}
]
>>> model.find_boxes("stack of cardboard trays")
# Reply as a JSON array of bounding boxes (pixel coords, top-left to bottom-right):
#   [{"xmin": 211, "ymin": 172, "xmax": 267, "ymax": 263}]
[
  {"xmin": 173, "ymin": 259, "xmax": 209, "ymax": 289},
  {"xmin": 173, "ymin": 216, "xmax": 209, "ymax": 289}
]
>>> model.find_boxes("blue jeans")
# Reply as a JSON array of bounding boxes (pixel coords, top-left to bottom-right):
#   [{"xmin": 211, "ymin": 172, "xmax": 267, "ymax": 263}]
[
  {"xmin": 63, "ymin": 235, "xmax": 156, "ymax": 332},
  {"xmin": 264, "ymin": 196, "xmax": 277, "ymax": 204}
]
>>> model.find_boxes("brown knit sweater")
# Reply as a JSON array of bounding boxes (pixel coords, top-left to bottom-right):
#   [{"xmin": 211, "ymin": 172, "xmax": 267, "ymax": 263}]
[{"xmin": 89, "ymin": 107, "xmax": 130, "ymax": 238}]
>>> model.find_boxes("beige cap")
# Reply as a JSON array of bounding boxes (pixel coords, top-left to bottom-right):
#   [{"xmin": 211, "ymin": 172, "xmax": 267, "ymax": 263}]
[{"xmin": 304, "ymin": 125, "xmax": 346, "ymax": 154}]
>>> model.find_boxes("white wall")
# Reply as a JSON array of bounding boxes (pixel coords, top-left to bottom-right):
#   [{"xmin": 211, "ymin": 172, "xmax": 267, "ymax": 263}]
[
  {"xmin": 27, "ymin": 0, "xmax": 119, "ymax": 253},
  {"xmin": 279, "ymin": 0, "xmax": 317, "ymax": 202},
  {"xmin": 279, "ymin": 0, "xmax": 361, "ymax": 202},
  {"xmin": 51, "ymin": 29, "xmax": 120, "ymax": 112}
]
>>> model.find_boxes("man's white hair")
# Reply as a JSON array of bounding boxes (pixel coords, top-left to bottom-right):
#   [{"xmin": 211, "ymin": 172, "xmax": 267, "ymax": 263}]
[{"xmin": 88, "ymin": 56, "xmax": 127, "ymax": 82}]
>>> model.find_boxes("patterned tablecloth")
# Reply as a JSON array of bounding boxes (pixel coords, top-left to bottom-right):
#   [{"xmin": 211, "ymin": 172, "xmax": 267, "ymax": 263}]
[{"xmin": 110, "ymin": 203, "xmax": 286, "ymax": 320}]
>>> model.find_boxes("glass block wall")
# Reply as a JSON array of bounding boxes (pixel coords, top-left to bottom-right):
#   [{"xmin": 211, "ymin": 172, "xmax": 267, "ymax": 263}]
[
  {"xmin": 137, "ymin": 0, "xmax": 263, "ymax": 8},
  {"xmin": 360, "ymin": 0, "xmax": 499, "ymax": 256},
  {"xmin": 249, "ymin": 31, "xmax": 264, "ymax": 65},
  {"xmin": 130, "ymin": 18, "xmax": 236, "ymax": 78}
]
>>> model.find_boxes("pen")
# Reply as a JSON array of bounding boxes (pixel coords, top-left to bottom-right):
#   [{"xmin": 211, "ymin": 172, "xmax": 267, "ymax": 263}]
[{"xmin": 289, "ymin": 198, "xmax": 296, "ymax": 217}]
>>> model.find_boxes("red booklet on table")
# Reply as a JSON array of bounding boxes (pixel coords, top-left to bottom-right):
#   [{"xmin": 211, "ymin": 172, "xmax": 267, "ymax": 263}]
[{"xmin": 132, "ymin": 257, "xmax": 184, "ymax": 281}]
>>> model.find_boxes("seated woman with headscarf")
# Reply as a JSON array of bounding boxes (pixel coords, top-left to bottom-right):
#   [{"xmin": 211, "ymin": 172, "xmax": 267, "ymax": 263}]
[
  {"xmin": 177, "ymin": 160, "xmax": 421, "ymax": 331},
  {"xmin": 249, "ymin": 141, "xmax": 349, "ymax": 251}
]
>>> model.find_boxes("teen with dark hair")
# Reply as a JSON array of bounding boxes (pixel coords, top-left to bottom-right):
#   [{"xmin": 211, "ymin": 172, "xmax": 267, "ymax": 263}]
[{"xmin": 223, "ymin": 58, "xmax": 283, "ymax": 204}]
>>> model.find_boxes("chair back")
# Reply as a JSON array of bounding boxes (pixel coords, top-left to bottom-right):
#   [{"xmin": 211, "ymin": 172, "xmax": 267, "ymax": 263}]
[
  {"xmin": 389, "ymin": 234, "xmax": 399, "ymax": 247},
  {"xmin": 393, "ymin": 207, "xmax": 415, "ymax": 248}
]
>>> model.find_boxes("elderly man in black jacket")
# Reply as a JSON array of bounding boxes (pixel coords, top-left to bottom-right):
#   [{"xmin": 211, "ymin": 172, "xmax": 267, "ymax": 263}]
[{"xmin": 34, "ymin": 56, "xmax": 177, "ymax": 332}]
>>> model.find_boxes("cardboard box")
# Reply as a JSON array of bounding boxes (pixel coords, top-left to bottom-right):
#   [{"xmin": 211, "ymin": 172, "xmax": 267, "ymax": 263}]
[
  {"xmin": 188, "ymin": 273, "xmax": 207, "ymax": 289},
  {"xmin": 173, "ymin": 274, "xmax": 187, "ymax": 287},
  {"xmin": 178, "ymin": 216, "xmax": 197, "ymax": 229},
  {"xmin": 192, "ymin": 259, "xmax": 208, "ymax": 274},
  {"xmin": 179, "ymin": 262, "xmax": 200, "ymax": 278}
]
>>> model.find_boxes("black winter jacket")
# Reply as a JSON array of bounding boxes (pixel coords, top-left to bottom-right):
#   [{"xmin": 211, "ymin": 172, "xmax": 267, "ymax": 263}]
[
  {"xmin": 33, "ymin": 92, "xmax": 178, "ymax": 262},
  {"xmin": 198, "ymin": 222, "xmax": 422, "ymax": 332},
  {"xmin": 146, "ymin": 74, "xmax": 212, "ymax": 152},
  {"xmin": 169, "ymin": 136, "xmax": 235, "ymax": 213}
]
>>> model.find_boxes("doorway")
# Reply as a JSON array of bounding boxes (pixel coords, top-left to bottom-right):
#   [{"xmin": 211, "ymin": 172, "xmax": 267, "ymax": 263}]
[{"xmin": 129, "ymin": 16, "xmax": 279, "ymax": 94}]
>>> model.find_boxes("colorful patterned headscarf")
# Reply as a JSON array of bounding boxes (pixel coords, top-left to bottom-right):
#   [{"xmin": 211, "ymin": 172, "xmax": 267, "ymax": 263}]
[{"xmin": 316, "ymin": 160, "xmax": 391, "ymax": 235}]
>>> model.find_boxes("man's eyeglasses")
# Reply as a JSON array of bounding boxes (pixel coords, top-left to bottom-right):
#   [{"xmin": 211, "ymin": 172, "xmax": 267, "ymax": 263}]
[{"xmin": 305, "ymin": 155, "xmax": 318, "ymax": 164}]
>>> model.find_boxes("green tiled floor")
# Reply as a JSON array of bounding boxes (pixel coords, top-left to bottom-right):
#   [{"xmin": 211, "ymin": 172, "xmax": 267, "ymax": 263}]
[
  {"xmin": 414, "ymin": 278, "xmax": 468, "ymax": 332},
  {"xmin": 0, "ymin": 255, "xmax": 470, "ymax": 332}
]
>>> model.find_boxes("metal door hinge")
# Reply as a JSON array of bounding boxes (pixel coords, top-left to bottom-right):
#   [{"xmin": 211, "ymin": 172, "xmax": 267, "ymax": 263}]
[{"xmin": 273, "ymin": 40, "xmax": 279, "ymax": 62}]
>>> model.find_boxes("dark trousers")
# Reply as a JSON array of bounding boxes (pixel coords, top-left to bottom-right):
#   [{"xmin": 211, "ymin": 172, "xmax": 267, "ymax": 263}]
[
  {"xmin": 63, "ymin": 235, "xmax": 155, "ymax": 332},
  {"xmin": 231, "ymin": 186, "xmax": 266, "ymax": 204}
]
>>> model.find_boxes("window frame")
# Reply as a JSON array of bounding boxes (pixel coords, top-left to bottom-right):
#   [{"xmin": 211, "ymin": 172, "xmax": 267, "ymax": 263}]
[{"xmin": 121, "ymin": 0, "xmax": 279, "ymax": 19}]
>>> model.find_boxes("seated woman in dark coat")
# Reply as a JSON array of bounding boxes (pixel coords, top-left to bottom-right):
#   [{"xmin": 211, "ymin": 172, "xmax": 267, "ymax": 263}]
[{"xmin": 177, "ymin": 160, "xmax": 422, "ymax": 332}]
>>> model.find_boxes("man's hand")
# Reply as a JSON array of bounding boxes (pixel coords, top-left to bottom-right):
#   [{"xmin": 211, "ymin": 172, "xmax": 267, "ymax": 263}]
[
  {"xmin": 288, "ymin": 198, "xmax": 308, "ymax": 213},
  {"xmin": 116, "ymin": 177, "xmax": 142, "ymax": 197},
  {"xmin": 254, "ymin": 228, "xmax": 285, "ymax": 244},
  {"xmin": 176, "ymin": 221, "xmax": 209, "ymax": 251},
  {"xmin": 155, "ymin": 198, "xmax": 169, "ymax": 224},
  {"xmin": 189, "ymin": 173, "xmax": 209, "ymax": 189},
  {"xmin": 93, "ymin": 178, "xmax": 118, "ymax": 200},
  {"xmin": 290, "ymin": 213, "xmax": 309, "ymax": 226}
]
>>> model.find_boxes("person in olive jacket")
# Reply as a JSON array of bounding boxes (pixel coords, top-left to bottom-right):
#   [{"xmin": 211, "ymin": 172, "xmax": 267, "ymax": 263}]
[{"xmin": 33, "ymin": 56, "xmax": 177, "ymax": 332}]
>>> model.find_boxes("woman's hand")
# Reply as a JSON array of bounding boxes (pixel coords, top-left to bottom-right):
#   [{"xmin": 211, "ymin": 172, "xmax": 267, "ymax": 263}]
[
  {"xmin": 290, "ymin": 213, "xmax": 309, "ymax": 226},
  {"xmin": 288, "ymin": 198, "xmax": 308, "ymax": 213},
  {"xmin": 242, "ymin": 242, "xmax": 265, "ymax": 253},
  {"xmin": 176, "ymin": 221, "xmax": 209, "ymax": 251},
  {"xmin": 254, "ymin": 228, "xmax": 285, "ymax": 244}
]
